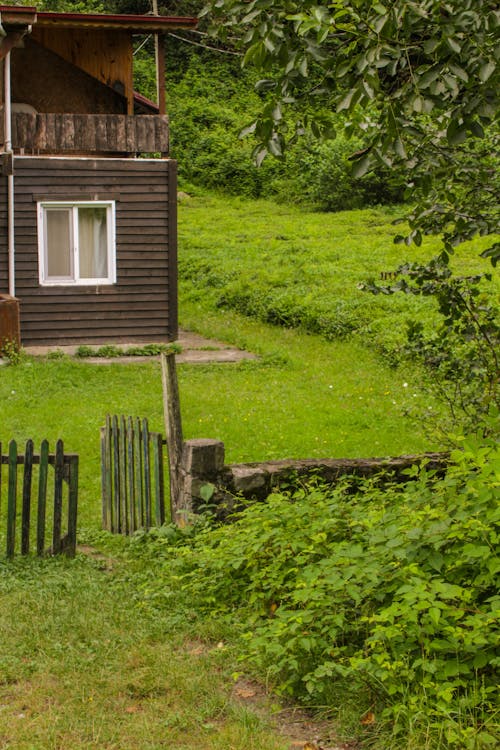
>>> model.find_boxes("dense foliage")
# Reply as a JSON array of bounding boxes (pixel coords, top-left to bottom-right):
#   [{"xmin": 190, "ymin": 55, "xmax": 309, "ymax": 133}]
[
  {"xmin": 203, "ymin": 0, "xmax": 499, "ymax": 264},
  {"xmin": 134, "ymin": 436, "xmax": 500, "ymax": 748}
]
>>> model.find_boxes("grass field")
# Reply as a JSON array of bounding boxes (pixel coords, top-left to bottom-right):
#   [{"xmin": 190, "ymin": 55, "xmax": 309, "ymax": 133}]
[
  {"xmin": 0, "ymin": 320, "xmax": 441, "ymax": 529},
  {"xmin": 178, "ymin": 192, "xmax": 497, "ymax": 355},
  {"xmin": 0, "ymin": 552, "xmax": 308, "ymax": 750}
]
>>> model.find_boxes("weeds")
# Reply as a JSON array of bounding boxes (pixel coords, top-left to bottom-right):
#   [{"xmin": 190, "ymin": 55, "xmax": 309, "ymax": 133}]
[
  {"xmin": 0, "ymin": 337, "xmax": 23, "ymax": 365},
  {"xmin": 75, "ymin": 342, "xmax": 182, "ymax": 358}
]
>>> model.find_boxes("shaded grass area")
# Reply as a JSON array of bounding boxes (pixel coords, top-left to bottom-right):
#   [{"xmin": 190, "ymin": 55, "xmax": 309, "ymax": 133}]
[{"xmin": 0, "ymin": 552, "xmax": 292, "ymax": 749}]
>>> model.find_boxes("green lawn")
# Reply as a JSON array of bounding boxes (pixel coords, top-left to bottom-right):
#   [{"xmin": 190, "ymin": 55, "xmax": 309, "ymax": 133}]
[
  {"xmin": 0, "ymin": 553, "xmax": 302, "ymax": 750},
  {"xmin": 0, "ymin": 318, "xmax": 440, "ymax": 529}
]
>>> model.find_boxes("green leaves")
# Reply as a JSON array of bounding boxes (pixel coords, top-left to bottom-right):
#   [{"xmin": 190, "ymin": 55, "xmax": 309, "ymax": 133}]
[
  {"xmin": 172, "ymin": 437, "xmax": 500, "ymax": 746},
  {"xmin": 203, "ymin": 0, "xmax": 499, "ymax": 265}
]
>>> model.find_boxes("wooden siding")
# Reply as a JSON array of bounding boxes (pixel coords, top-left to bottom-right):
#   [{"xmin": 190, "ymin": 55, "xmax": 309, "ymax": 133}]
[
  {"xmin": 0, "ymin": 156, "xmax": 178, "ymax": 346},
  {"xmin": 1, "ymin": 113, "xmax": 169, "ymax": 155},
  {"xmin": 31, "ymin": 28, "xmax": 134, "ymax": 112},
  {"xmin": 11, "ymin": 39, "xmax": 127, "ymax": 116}
]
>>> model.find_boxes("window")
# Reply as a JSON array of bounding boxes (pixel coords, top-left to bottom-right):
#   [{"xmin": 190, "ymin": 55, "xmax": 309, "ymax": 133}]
[{"xmin": 38, "ymin": 201, "xmax": 116, "ymax": 285}]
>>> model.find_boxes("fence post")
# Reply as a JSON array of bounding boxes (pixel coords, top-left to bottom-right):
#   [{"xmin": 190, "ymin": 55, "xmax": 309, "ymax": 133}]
[
  {"xmin": 153, "ymin": 432, "xmax": 165, "ymax": 527},
  {"xmin": 6, "ymin": 440, "xmax": 17, "ymax": 558},
  {"xmin": 21, "ymin": 439, "xmax": 34, "ymax": 555},
  {"xmin": 66, "ymin": 454, "xmax": 78, "ymax": 557},
  {"xmin": 133, "ymin": 416, "xmax": 144, "ymax": 528},
  {"xmin": 161, "ymin": 352, "xmax": 185, "ymax": 525},
  {"xmin": 101, "ymin": 416, "xmax": 112, "ymax": 532},
  {"xmin": 52, "ymin": 439, "xmax": 64, "ymax": 554},
  {"xmin": 112, "ymin": 415, "xmax": 121, "ymax": 533},
  {"xmin": 126, "ymin": 417, "xmax": 136, "ymax": 533},
  {"xmin": 37, "ymin": 439, "xmax": 49, "ymax": 556},
  {"xmin": 142, "ymin": 418, "xmax": 152, "ymax": 529}
]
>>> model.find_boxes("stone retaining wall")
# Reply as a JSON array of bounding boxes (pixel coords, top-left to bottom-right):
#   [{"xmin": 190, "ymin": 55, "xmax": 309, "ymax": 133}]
[{"xmin": 180, "ymin": 438, "xmax": 449, "ymax": 517}]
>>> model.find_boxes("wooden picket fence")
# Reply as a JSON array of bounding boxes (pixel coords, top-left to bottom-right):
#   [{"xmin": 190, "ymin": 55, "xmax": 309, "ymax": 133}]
[
  {"xmin": 100, "ymin": 415, "xmax": 166, "ymax": 534},
  {"xmin": 0, "ymin": 439, "xmax": 78, "ymax": 557}
]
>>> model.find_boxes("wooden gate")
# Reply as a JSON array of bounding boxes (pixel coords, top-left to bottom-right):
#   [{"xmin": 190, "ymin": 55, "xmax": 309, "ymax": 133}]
[
  {"xmin": 100, "ymin": 415, "xmax": 166, "ymax": 534},
  {"xmin": 0, "ymin": 439, "xmax": 78, "ymax": 557}
]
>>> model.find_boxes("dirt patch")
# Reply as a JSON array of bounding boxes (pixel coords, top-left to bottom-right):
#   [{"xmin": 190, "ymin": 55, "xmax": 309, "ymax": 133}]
[{"xmin": 231, "ymin": 678, "xmax": 358, "ymax": 750}]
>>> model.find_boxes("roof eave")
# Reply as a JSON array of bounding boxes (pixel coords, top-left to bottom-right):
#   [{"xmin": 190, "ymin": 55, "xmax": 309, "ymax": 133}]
[
  {"xmin": 33, "ymin": 10, "xmax": 198, "ymax": 34},
  {"xmin": 0, "ymin": 6, "xmax": 37, "ymax": 28}
]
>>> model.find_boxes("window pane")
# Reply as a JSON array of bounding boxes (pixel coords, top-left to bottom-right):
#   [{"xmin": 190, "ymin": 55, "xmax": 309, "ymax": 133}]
[
  {"xmin": 78, "ymin": 206, "xmax": 108, "ymax": 279},
  {"xmin": 45, "ymin": 209, "xmax": 72, "ymax": 278}
]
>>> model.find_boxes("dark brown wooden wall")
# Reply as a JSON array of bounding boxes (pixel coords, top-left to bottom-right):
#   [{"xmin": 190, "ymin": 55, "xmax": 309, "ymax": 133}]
[
  {"xmin": 31, "ymin": 27, "xmax": 133, "ymax": 112},
  {"xmin": 11, "ymin": 39, "xmax": 126, "ymax": 115},
  {"xmin": 0, "ymin": 156, "xmax": 178, "ymax": 346}
]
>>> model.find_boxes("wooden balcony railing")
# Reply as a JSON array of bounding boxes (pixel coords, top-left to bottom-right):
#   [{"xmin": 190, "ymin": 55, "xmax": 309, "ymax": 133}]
[{"xmin": 1, "ymin": 113, "xmax": 169, "ymax": 155}]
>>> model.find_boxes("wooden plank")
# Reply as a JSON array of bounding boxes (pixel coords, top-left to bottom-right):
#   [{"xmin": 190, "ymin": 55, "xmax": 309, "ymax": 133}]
[
  {"xmin": 37, "ymin": 439, "xmax": 49, "ymax": 556},
  {"xmin": 33, "ymin": 113, "xmax": 47, "ymax": 151},
  {"xmin": 142, "ymin": 418, "xmax": 152, "ymax": 530},
  {"xmin": 127, "ymin": 417, "xmax": 136, "ymax": 533},
  {"xmin": 52, "ymin": 439, "xmax": 64, "ymax": 555},
  {"xmin": 153, "ymin": 432, "xmax": 166, "ymax": 526},
  {"xmin": 112, "ymin": 414, "xmax": 120, "ymax": 533},
  {"xmin": 125, "ymin": 116, "xmax": 137, "ymax": 153},
  {"xmin": 6, "ymin": 441, "xmax": 17, "ymax": 558},
  {"xmin": 161, "ymin": 352, "xmax": 184, "ymax": 524},
  {"xmin": 167, "ymin": 159, "xmax": 178, "ymax": 339},
  {"xmin": 119, "ymin": 415, "xmax": 128, "ymax": 535},
  {"xmin": 95, "ymin": 115, "xmax": 107, "ymax": 152},
  {"xmin": 21, "ymin": 439, "xmax": 34, "ymax": 555},
  {"xmin": 61, "ymin": 114, "xmax": 75, "ymax": 150},
  {"xmin": 100, "ymin": 419, "xmax": 112, "ymax": 532},
  {"xmin": 156, "ymin": 115, "xmax": 169, "ymax": 153},
  {"xmin": 66, "ymin": 456, "xmax": 78, "ymax": 557},
  {"xmin": 45, "ymin": 114, "xmax": 57, "ymax": 151},
  {"xmin": 133, "ymin": 417, "xmax": 143, "ymax": 528}
]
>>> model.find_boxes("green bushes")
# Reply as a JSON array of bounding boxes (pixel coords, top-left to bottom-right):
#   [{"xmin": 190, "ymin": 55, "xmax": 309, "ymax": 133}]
[
  {"xmin": 271, "ymin": 135, "xmax": 405, "ymax": 210},
  {"xmin": 172, "ymin": 435, "xmax": 499, "ymax": 748},
  {"xmin": 161, "ymin": 46, "xmax": 400, "ymax": 206}
]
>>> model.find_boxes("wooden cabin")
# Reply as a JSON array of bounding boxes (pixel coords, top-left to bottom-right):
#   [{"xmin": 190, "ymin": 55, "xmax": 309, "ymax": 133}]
[{"xmin": 0, "ymin": 4, "xmax": 197, "ymax": 346}]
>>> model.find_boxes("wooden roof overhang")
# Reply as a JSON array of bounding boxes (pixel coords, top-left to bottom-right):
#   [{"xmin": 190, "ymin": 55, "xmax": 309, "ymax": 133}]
[
  {"xmin": 0, "ymin": 5, "xmax": 198, "ymax": 115},
  {"xmin": 0, "ymin": 6, "xmax": 197, "ymax": 33}
]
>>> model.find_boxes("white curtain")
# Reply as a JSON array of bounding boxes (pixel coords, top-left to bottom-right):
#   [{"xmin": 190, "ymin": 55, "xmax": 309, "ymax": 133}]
[
  {"xmin": 78, "ymin": 206, "xmax": 108, "ymax": 279},
  {"xmin": 45, "ymin": 208, "xmax": 72, "ymax": 278}
]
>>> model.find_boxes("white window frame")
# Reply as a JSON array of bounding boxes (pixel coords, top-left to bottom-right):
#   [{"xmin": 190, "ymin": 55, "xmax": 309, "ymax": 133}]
[{"xmin": 37, "ymin": 200, "xmax": 116, "ymax": 286}]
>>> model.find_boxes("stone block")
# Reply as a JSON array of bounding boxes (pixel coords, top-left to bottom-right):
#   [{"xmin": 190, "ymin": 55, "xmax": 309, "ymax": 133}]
[
  {"xmin": 182, "ymin": 438, "xmax": 225, "ymax": 476},
  {"xmin": 231, "ymin": 466, "xmax": 267, "ymax": 494}
]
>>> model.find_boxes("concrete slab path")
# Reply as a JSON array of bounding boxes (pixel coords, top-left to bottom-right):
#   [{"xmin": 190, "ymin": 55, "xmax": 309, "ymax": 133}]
[{"xmin": 22, "ymin": 330, "xmax": 257, "ymax": 365}]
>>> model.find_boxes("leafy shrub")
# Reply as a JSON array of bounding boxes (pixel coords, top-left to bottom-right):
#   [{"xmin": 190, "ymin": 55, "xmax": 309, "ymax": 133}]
[
  {"xmin": 272, "ymin": 135, "xmax": 405, "ymax": 210},
  {"xmin": 360, "ymin": 260, "xmax": 500, "ymax": 435},
  {"xmin": 0, "ymin": 338, "xmax": 24, "ymax": 365},
  {"xmin": 160, "ymin": 47, "xmax": 401, "ymax": 205},
  {"xmin": 168, "ymin": 435, "xmax": 500, "ymax": 748}
]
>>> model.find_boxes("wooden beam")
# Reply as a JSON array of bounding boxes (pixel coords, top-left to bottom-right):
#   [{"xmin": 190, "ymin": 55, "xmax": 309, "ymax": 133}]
[{"xmin": 156, "ymin": 34, "xmax": 166, "ymax": 115}]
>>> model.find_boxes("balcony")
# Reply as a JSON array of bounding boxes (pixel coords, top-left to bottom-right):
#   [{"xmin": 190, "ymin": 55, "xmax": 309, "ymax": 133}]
[{"xmin": 1, "ymin": 113, "xmax": 169, "ymax": 155}]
